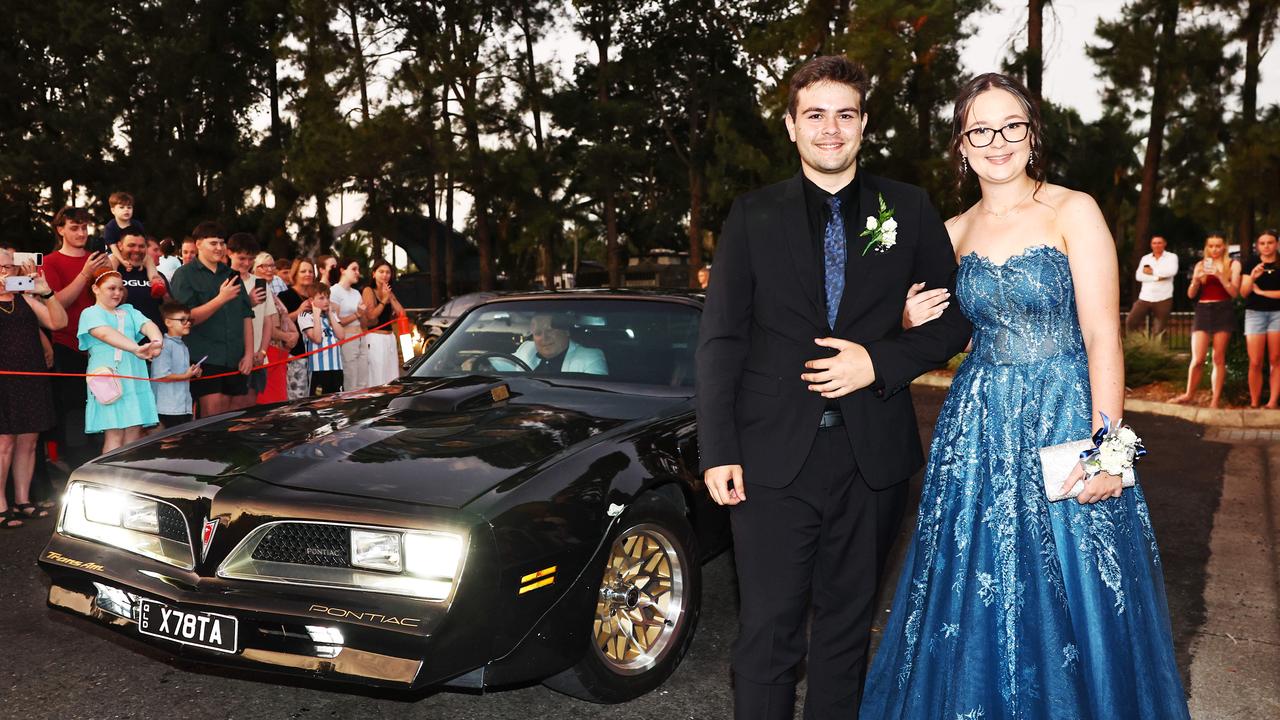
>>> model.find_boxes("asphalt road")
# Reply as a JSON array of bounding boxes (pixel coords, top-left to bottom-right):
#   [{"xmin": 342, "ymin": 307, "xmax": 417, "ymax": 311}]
[{"xmin": 0, "ymin": 387, "xmax": 1224, "ymax": 719}]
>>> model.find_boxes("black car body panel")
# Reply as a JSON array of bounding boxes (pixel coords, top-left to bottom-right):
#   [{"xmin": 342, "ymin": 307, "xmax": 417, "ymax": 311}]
[{"xmin": 39, "ymin": 291, "xmax": 727, "ymax": 693}]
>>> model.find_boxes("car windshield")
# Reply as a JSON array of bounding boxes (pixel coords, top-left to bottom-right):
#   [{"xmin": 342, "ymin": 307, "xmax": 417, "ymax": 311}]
[{"xmin": 413, "ymin": 299, "xmax": 700, "ymax": 388}]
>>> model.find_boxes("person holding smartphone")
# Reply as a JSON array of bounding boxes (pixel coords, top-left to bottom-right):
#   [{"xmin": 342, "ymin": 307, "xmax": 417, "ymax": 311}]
[
  {"xmin": 1172, "ymin": 233, "xmax": 1241, "ymax": 408},
  {"xmin": 1241, "ymin": 230, "xmax": 1280, "ymax": 408},
  {"xmin": 168, "ymin": 222, "xmax": 254, "ymax": 418},
  {"xmin": 42, "ymin": 207, "xmax": 112, "ymax": 459},
  {"xmin": 226, "ymin": 234, "xmax": 273, "ymax": 409},
  {"xmin": 0, "ymin": 246, "xmax": 68, "ymax": 528},
  {"xmin": 150, "ymin": 301, "xmax": 203, "ymax": 429}
]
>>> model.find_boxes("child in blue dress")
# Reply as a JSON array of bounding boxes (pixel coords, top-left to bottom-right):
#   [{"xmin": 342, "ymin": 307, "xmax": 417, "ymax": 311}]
[{"xmin": 79, "ymin": 267, "xmax": 162, "ymax": 453}]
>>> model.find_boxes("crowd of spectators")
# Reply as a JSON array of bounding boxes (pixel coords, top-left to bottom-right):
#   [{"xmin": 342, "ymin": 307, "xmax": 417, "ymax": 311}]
[{"xmin": 0, "ymin": 194, "xmax": 411, "ymax": 527}]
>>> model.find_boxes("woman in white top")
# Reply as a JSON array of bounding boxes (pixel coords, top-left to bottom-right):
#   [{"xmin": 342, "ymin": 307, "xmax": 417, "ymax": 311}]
[
  {"xmin": 328, "ymin": 259, "xmax": 367, "ymax": 391},
  {"xmin": 361, "ymin": 258, "xmax": 406, "ymax": 386}
]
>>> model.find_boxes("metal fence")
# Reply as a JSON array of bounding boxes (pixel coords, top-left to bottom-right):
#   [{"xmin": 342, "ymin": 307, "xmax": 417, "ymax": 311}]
[{"xmin": 1121, "ymin": 311, "xmax": 1194, "ymax": 352}]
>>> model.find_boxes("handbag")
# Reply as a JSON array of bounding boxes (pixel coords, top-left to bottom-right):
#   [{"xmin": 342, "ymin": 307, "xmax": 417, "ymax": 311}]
[
  {"xmin": 85, "ymin": 309, "xmax": 127, "ymax": 406},
  {"xmin": 1040, "ymin": 438, "xmax": 1135, "ymax": 502}
]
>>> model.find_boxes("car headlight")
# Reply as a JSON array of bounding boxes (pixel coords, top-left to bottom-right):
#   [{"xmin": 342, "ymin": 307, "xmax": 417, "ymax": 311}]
[
  {"xmin": 219, "ymin": 522, "xmax": 465, "ymax": 601},
  {"xmin": 60, "ymin": 482, "xmax": 193, "ymax": 570},
  {"xmin": 351, "ymin": 529, "xmax": 402, "ymax": 573}
]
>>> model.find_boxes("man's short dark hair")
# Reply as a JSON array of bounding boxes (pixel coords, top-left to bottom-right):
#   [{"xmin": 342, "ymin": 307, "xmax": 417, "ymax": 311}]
[
  {"xmin": 191, "ymin": 221, "xmax": 226, "ymax": 241},
  {"xmin": 52, "ymin": 206, "xmax": 92, "ymax": 228},
  {"xmin": 118, "ymin": 225, "xmax": 146, "ymax": 241},
  {"xmin": 227, "ymin": 232, "xmax": 259, "ymax": 256},
  {"xmin": 787, "ymin": 55, "xmax": 871, "ymax": 118},
  {"xmin": 160, "ymin": 300, "xmax": 190, "ymax": 318}
]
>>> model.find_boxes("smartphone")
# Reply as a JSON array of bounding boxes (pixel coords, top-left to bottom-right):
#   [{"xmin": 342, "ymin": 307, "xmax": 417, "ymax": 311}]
[
  {"xmin": 13, "ymin": 251, "xmax": 42, "ymax": 266},
  {"xmin": 194, "ymin": 355, "xmax": 208, "ymax": 367},
  {"xmin": 87, "ymin": 235, "xmax": 109, "ymax": 255},
  {"xmin": 4, "ymin": 276, "xmax": 34, "ymax": 292},
  {"xmin": 254, "ymin": 277, "xmax": 267, "ymax": 291}
]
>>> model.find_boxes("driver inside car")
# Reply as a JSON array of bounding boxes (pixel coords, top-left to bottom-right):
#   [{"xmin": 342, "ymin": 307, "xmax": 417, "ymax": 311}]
[{"xmin": 514, "ymin": 313, "xmax": 608, "ymax": 376}]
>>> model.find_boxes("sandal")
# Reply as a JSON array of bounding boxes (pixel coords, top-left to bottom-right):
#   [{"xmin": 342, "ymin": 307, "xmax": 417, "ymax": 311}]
[
  {"xmin": 36, "ymin": 499, "xmax": 56, "ymax": 510},
  {"xmin": 0, "ymin": 509, "xmax": 25, "ymax": 529},
  {"xmin": 13, "ymin": 503, "xmax": 49, "ymax": 519}
]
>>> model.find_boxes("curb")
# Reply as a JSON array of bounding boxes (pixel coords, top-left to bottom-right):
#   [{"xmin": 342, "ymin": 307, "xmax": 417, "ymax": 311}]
[{"xmin": 911, "ymin": 372, "xmax": 1280, "ymax": 429}]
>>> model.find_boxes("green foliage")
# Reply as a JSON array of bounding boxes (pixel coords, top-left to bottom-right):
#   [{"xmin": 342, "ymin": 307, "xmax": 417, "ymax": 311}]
[
  {"xmin": 1123, "ymin": 334, "xmax": 1185, "ymax": 387},
  {"xmin": 0, "ymin": 0, "xmax": 1274, "ymax": 299}
]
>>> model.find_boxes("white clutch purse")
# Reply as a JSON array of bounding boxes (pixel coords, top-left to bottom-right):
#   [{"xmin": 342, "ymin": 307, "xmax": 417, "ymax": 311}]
[{"xmin": 1040, "ymin": 438, "xmax": 1135, "ymax": 502}]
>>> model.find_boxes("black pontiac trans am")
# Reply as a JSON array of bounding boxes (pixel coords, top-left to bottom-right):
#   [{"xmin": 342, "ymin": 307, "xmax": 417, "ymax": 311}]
[{"xmin": 39, "ymin": 291, "xmax": 729, "ymax": 702}]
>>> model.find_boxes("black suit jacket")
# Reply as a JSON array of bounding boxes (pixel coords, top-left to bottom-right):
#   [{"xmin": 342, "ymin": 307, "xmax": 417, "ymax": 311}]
[{"xmin": 696, "ymin": 172, "xmax": 972, "ymax": 490}]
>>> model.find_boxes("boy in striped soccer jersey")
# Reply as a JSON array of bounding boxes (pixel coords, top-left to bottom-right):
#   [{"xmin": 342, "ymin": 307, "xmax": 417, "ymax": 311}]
[{"xmin": 300, "ymin": 285, "xmax": 346, "ymax": 395}]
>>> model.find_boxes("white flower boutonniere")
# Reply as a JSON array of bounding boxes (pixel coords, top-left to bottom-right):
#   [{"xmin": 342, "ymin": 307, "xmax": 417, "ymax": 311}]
[{"xmin": 860, "ymin": 193, "xmax": 897, "ymax": 256}]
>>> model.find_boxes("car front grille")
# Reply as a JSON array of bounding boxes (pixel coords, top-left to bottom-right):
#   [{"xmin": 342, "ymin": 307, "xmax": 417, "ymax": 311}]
[
  {"xmin": 251, "ymin": 523, "xmax": 351, "ymax": 568},
  {"xmin": 157, "ymin": 504, "xmax": 188, "ymax": 543}
]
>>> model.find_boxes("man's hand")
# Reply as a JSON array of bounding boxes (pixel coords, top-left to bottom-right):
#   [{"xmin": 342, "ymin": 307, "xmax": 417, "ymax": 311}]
[
  {"xmin": 79, "ymin": 252, "xmax": 111, "ymax": 280},
  {"xmin": 216, "ymin": 277, "xmax": 241, "ymax": 305},
  {"xmin": 249, "ymin": 285, "xmax": 267, "ymax": 307},
  {"xmin": 238, "ymin": 352, "xmax": 254, "ymax": 375},
  {"xmin": 1142, "ymin": 264, "xmax": 1154, "ymax": 276},
  {"xmin": 802, "ymin": 338, "xmax": 875, "ymax": 399},
  {"xmin": 705, "ymin": 464, "xmax": 746, "ymax": 506}
]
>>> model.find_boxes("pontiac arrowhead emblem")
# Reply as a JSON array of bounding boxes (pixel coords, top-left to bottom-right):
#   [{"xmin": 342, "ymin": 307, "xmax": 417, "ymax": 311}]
[{"xmin": 200, "ymin": 518, "xmax": 219, "ymax": 562}]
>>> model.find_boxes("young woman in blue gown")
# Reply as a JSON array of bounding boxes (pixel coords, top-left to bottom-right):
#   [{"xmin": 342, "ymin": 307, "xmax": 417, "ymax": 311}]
[{"xmin": 860, "ymin": 73, "xmax": 1191, "ymax": 720}]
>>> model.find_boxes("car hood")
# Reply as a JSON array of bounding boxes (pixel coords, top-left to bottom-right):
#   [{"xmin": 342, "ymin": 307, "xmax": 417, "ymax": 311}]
[{"xmin": 100, "ymin": 375, "xmax": 688, "ymax": 509}]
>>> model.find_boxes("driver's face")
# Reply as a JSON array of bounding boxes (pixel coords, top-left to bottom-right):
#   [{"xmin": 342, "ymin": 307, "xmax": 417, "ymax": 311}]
[{"xmin": 531, "ymin": 316, "xmax": 569, "ymax": 358}]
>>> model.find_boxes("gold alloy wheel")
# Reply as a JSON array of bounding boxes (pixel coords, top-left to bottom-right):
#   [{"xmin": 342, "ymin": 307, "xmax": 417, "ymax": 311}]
[{"xmin": 592, "ymin": 523, "xmax": 686, "ymax": 676}]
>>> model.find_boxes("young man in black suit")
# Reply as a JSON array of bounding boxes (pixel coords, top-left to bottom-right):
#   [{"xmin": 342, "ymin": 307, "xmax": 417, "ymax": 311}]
[{"xmin": 696, "ymin": 56, "xmax": 972, "ymax": 719}]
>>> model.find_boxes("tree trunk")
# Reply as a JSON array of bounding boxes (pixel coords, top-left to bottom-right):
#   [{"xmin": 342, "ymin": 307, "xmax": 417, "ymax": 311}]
[
  {"xmin": 1027, "ymin": 0, "xmax": 1043, "ymax": 103},
  {"xmin": 427, "ymin": 172, "xmax": 442, "ymax": 308},
  {"xmin": 1237, "ymin": 0, "xmax": 1264, "ymax": 255},
  {"xmin": 688, "ymin": 166, "xmax": 704, "ymax": 287},
  {"xmin": 348, "ymin": 3, "xmax": 370, "ymax": 121},
  {"xmin": 1131, "ymin": 0, "xmax": 1179, "ymax": 285},
  {"xmin": 445, "ymin": 169, "xmax": 455, "ymax": 299},
  {"xmin": 593, "ymin": 30, "xmax": 621, "ymax": 289},
  {"xmin": 459, "ymin": 73, "xmax": 493, "ymax": 291},
  {"xmin": 520, "ymin": 0, "xmax": 554, "ymax": 290}
]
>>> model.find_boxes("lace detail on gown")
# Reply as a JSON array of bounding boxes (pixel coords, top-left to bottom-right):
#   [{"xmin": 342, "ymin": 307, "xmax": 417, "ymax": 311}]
[{"xmin": 860, "ymin": 244, "xmax": 1189, "ymax": 720}]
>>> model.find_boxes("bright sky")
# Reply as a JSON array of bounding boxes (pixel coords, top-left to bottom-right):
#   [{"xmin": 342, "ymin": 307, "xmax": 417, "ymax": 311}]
[
  {"xmin": 960, "ymin": 0, "xmax": 1280, "ymax": 122},
  {"xmin": 321, "ymin": 2, "xmax": 1280, "ymax": 234}
]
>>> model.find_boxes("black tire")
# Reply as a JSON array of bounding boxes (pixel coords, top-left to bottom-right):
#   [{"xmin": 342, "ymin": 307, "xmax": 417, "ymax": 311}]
[{"xmin": 542, "ymin": 493, "xmax": 702, "ymax": 703}]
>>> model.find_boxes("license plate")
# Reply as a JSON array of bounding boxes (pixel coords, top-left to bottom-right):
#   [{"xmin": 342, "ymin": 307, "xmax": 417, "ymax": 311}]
[{"xmin": 137, "ymin": 599, "xmax": 238, "ymax": 654}]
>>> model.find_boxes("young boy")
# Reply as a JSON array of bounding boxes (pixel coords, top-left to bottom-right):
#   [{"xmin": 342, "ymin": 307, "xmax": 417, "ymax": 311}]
[
  {"xmin": 103, "ymin": 192, "xmax": 146, "ymax": 248},
  {"xmin": 151, "ymin": 301, "xmax": 203, "ymax": 429},
  {"xmin": 300, "ymin": 285, "xmax": 346, "ymax": 395}
]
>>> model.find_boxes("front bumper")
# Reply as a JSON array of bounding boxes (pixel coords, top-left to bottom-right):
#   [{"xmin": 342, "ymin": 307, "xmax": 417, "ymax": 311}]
[{"xmin": 39, "ymin": 533, "xmax": 493, "ymax": 690}]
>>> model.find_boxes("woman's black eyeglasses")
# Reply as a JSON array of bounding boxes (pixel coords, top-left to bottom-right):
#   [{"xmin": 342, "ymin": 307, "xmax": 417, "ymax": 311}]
[{"xmin": 963, "ymin": 121, "xmax": 1030, "ymax": 148}]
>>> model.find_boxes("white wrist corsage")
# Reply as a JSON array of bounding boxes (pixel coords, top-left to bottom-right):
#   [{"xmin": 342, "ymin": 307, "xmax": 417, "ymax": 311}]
[{"xmin": 1080, "ymin": 413, "xmax": 1145, "ymax": 478}]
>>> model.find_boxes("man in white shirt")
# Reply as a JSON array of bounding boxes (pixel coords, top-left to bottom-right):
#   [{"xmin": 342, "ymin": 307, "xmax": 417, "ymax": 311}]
[
  {"xmin": 1126, "ymin": 235, "xmax": 1179, "ymax": 336},
  {"xmin": 514, "ymin": 314, "xmax": 608, "ymax": 375}
]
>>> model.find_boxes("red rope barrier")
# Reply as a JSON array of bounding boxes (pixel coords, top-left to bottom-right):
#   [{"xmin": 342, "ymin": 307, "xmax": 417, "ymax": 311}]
[{"xmin": 0, "ymin": 318, "xmax": 404, "ymax": 383}]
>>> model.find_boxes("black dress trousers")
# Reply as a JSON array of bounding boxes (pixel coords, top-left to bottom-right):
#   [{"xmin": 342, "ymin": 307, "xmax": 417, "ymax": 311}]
[{"xmin": 730, "ymin": 427, "xmax": 908, "ymax": 720}]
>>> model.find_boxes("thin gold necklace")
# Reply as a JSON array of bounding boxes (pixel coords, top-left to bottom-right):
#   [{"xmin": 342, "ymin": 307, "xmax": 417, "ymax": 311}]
[
  {"xmin": 0, "ymin": 298, "xmax": 14, "ymax": 314},
  {"xmin": 980, "ymin": 183, "xmax": 1036, "ymax": 219}
]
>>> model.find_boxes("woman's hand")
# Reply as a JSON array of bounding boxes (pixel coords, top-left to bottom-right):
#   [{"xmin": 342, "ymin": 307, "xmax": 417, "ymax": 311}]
[
  {"xmin": 902, "ymin": 282, "xmax": 950, "ymax": 330},
  {"xmin": 22, "ymin": 263, "xmax": 51, "ymax": 296},
  {"xmin": 1076, "ymin": 470, "xmax": 1123, "ymax": 504},
  {"xmin": 1057, "ymin": 461, "xmax": 1123, "ymax": 504},
  {"xmin": 1192, "ymin": 261, "xmax": 1207, "ymax": 282},
  {"xmin": 1251, "ymin": 263, "xmax": 1267, "ymax": 280}
]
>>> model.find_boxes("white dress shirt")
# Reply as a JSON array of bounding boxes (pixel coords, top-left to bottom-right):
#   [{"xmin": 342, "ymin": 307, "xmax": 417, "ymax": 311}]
[{"xmin": 1135, "ymin": 251, "xmax": 1179, "ymax": 302}]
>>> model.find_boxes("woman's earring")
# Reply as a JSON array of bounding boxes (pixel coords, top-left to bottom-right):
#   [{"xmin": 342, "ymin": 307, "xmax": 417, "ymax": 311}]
[
  {"xmin": 1028, "ymin": 149, "xmax": 1036, "ymax": 167},
  {"xmin": 961, "ymin": 156, "xmax": 969, "ymax": 174}
]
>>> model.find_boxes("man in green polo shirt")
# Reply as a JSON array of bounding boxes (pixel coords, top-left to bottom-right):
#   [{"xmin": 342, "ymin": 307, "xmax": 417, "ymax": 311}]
[{"xmin": 169, "ymin": 221, "xmax": 253, "ymax": 417}]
